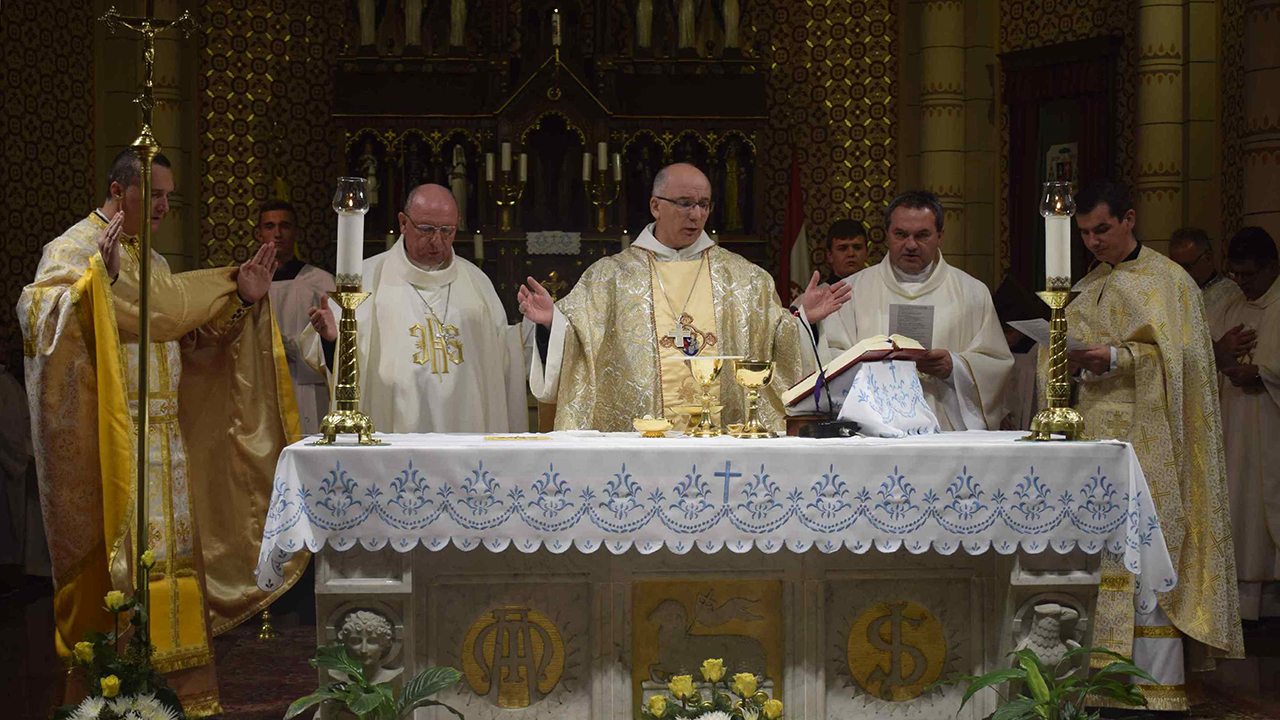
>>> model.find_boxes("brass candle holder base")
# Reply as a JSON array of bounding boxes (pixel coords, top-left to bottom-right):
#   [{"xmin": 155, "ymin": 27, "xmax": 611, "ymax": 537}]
[
  {"xmin": 732, "ymin": 359, "xmax": 776, "ymax": 439},
  {"xmin": 1021, "ymin": 289, "xmax": 1088, "ymax": 442},
  {"xmin": 313, "ymin": 287, "xmax": 383, "ymax": 446}
]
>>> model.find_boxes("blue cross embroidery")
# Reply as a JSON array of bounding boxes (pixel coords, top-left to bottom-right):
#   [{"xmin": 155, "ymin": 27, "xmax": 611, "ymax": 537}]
[{"xmin": 714, "ymin": 460, "xmax": 742, "ymax": 504}]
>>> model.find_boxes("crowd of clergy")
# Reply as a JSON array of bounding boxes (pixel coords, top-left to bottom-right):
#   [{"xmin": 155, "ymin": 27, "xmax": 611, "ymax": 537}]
[{"xmin": 7, "ymin": 149, "xmax": 1278, "ymax": 713}]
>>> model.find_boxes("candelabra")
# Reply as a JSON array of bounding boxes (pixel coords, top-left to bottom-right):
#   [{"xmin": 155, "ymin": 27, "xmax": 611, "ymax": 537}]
[
  {"xmin": 585, "ymin": 167, "xmax": 620, "ymax": 233},
  {"xmin": 493, "ymin": 170, "xmax": 526, "ymax": 232},
  {"xmin": 1023, "ymin": 181, "xmax": 1087, "ymax": 442}
]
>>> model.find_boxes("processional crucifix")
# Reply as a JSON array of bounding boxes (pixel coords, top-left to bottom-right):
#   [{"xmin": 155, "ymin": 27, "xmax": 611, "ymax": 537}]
[{"xmin": 99, "ymin": 1, "xmax": 195, "ymax": 622}]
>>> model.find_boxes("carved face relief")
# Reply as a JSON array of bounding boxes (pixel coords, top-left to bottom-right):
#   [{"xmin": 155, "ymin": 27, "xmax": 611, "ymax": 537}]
[{"xmin": 338, "ymin": 610, "xmax": 395, "ymax": 671}]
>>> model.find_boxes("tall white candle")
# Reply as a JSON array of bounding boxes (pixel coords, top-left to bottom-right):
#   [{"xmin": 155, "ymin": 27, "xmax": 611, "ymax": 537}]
[
  {"xmin": 620, "ymin": 232, "xmax": 630, "ymax": 250},
  {"xmin": 519, "ymin": 153, "xmax": 528, "ymax": 182},
  {"xmin": 501, "ymin": 142, "xmax": 512, "ymax": 172},
  {"xmin": 597, "ymin": 142, "xmax": 607, "ymax": 171},
  {"xmin": 612, "ymin": 152, "xmax": 622, "ymax": 182},
  {"xmin": 336, "ymin": 212, "xmax": 364, "ymax": 279},
  {"xmin": 1044, "ymin": 215, "xmax": 1071, "ymax": 285},
  {"xmin": 582, "ymin": 152, "xmax": 592, "ymax": 181},
  {"xmin": 485, "ymin": 153, "xmax": 494, "ymax": 182},
  {"xmin": 551, "ymin": 9, "xmax": 561, "ymax": 46},
  {"xmin": 473, "ymin": 232, "xmax": 484, "ymax": 261}
]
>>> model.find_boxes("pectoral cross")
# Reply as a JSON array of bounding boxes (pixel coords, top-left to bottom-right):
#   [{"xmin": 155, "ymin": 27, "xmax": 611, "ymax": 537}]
[{"xmin": 667, "ymin": 325, "xmax": 694, "ymax": 353}]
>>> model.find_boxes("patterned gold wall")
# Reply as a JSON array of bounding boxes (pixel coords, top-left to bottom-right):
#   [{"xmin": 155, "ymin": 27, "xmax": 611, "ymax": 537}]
[
  {"xmin": 197, "ymin": 0, "xmax": 895, "ymax": 276},
  {"xmin": 997, "ymin": 0, "xmax": 1138, "ymax": 276},
  {"xmin": 749, "ymin": 0, "xmax": 898, "ymax": 271},
  {"xmin": 200, "ymin": 0, "xmax": 345, "ymax": 269},
  {"xmin": 1, "ymin": 3, "xmax": 97, "ymax": 365},
  {"xmin": 1220, "ymin": 0, "xmax": 1245, "ymax": 242}
]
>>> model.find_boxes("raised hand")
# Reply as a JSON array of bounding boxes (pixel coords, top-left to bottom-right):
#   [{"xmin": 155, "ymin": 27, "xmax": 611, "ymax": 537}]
[
  {"xmin": 236, "ymin": 241, "xmax": 278, "ymax": 304},
  {"xmin": 1216, "ymin": 324, "xmax": 1258, "ymax": 366},
  {"xmin": 1222, "ymin": 363, "xmax": 1262, "ymax": 388},
  {"xmin": 307, "ymin": 303, "xmax": 338, "ymax": 343},
  {"xmin": 916, "ymin": 348, "xmax": 953, "ymax": 379},
  {"xmin": 94, "ymin": 211, "xmax": 125, "ymax": 279},
  {"xmin": 517, "ymin": 277, "xmax": 555, "ymax": 328},
  {"xmin": 796, "ymin": 270, "xmax": 851, "ymax": 322}
]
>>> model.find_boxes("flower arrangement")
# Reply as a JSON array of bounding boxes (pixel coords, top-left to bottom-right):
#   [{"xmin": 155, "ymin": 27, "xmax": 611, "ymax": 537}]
[
  {"xmin": 53, "ymin": 552, "xmax": 186, "ymax": 720},
  {"xmin": 643, "ymin": 659, "xmax": 785, "ymax": 720},
  {"xmin": 286, "ymin": 644, "xmax": 465, "ymax": 720}
]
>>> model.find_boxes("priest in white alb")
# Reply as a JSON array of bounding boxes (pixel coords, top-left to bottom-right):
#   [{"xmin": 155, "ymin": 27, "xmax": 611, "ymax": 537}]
[
  {"xmin": 518, "ymin": 162, "xmax": 849, "ymax": 432},
  {"xmin": 304, "ymin": 184, "xmax": 527, "ymax": 433},
  {"xmin": 1211, "ymin": 227, "xmax": 1280, "ymax": 620},
  {"xmin": 259, "ymin": 199, "xmax": 337, "ymax": 434},
  {"xmin": 816, "ymin": 190, "xmax": 1013, "ymax": 430}
]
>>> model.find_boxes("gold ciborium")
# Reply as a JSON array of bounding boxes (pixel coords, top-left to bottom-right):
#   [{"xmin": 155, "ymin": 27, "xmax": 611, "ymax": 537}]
[
  {"xmin": 685, "ymin": 355, "xmax": 733, "ymax": 437},
  {"xmin": 732, "ymin": 359, "xmax": 775, "ymax": 438}
]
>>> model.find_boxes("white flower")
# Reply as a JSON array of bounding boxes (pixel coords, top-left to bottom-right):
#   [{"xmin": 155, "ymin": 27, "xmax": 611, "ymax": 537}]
[
  {"xmin": 145, "ymin": 704, "xmax": 181, "ymax": 720},
  {"xmin": 70, "ymin": 696, "xmax": 107, "ymax": 720},
  {"xmin": 695, "ymin": 712, "xmax": 733, "ymax": 720}
]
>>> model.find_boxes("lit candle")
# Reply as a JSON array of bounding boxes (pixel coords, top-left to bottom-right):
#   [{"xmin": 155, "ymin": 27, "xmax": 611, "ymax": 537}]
[
  {"xmin": 519, "ymin": 153, "xmax": 528, "ymax": 182},
  {"xmin": 597, "ymin": 142, "xmax": 607, "ymax": 171},
  {"xmin": 501, "ymin": 142, "xmax": 512, "ymax": 172},
  {"xmin": 551, "ymin": 8, "xmax": 561, "ymax": 47},
  {"xmin": 582, "ymin": 152, "xmax": 592, "ymax": 181},
  {"xmin": 612, "ymin": 152, "xmax": 622, "ymax": 182},
  {"xmin": 336, "ymin": 213, "xmax": 364, "ymax": 278},
  {"xmin": 620, "ymin": 232, "xmax": 630, "ymax": 250},
  {"xmin": 485, "ymin": 153, "xmax": 494, "ymax": 183},
  {"xmin": 473, "ymin": 232, "xmax": 485, "ymax": 261},
  {"xmin": 1045, "ymin": 216, "xmax": 1071, "ymax": 285}
]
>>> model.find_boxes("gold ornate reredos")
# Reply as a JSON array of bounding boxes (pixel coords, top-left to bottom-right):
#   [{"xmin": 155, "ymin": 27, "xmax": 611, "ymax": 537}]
[
  {"xmin": 846, "ymin": 600, "xmax": 946, "ymax": 703},
  {"xmin": 462, "ymin": 606, "xmax": 566, "ymax": 709},
  {"xmin": 518, "ymin": 110, "xmax": 588, "ymax": 147}
]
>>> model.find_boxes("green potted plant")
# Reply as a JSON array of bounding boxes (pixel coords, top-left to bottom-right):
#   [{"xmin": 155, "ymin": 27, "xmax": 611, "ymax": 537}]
[
  {"xmin": 935, "ymin": 646, "xmax": 1155, "ymax": 720},
  {"xmin": 286, "ymin": 645, "xmax": 464, "ymax": 720}
]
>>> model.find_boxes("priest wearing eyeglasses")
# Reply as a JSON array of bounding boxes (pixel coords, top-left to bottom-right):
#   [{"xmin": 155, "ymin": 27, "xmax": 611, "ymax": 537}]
[
  {"xmin": 303, "ymin": 183, "xmax": 528, "ymax": 433},
  {"xmin": 518, "ymin": 162, "xmax": 849, "ymax": 432}
]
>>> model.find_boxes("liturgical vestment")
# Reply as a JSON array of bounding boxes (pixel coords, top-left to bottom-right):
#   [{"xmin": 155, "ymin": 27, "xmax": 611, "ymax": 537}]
[
  {"xmin": 1210, "ymin": 276, "xmax": 1280, "ymax": 620},
  {"xmin": 303, "ymin": 238, "xmax": 527, "ymax": 433},
  {"xmin": 530, "ymin": 225, "xmax": 814, "ymax": 432},
  {"xmin": 817, "ymin": 254, "xmax": 1014, "ymax": 430},
  {"xmin": 1057, "ymin": 245, "xmax": 1244, "ymax": 711},
  {"xmin": 1201, "ymin": 274, "xmax": 1242, "ymax": 340},
  {"xmin": 269, "ymin": 260, "xmax": 336, "ymax": 434},
  {"xmin": 17, "ymin": 212, "xmax": 307, "ymax": 716}
]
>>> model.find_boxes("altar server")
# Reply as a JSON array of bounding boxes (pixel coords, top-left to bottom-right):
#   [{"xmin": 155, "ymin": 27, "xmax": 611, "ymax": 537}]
[
  {"xmin": 258, "ymin": 199, "xmax": 336, "ymax": 434},
  {"xmin": 517, "ymin": 163, "xmax": 846, "ymax": 432},
  {"xmin": 1169, "ymin": 226, "xmax": 1242, "ymax": 336},
  {"xmin": 816, "ymin": 190, "xmax": 1013, "ymax": 430},
  {"xmin": 18, "ymin": 149, "xmax": 303, "ymax": 715},
  {"xmin": 304, "ymin": 184, "xmax": 527, "ymax": 433},
  {"xmin": 1213, "ymin": 227, "xmax": 1280, "ymax": 621},
  {"xmin": 1059, "ymin": 179, "xmax": 1242, "ymax": 710}
]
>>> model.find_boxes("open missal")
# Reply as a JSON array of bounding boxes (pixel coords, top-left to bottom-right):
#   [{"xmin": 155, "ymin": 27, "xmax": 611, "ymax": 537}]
[{"xmin": 781, "ymin": 334, "xmax": 927, "ymax": 408}]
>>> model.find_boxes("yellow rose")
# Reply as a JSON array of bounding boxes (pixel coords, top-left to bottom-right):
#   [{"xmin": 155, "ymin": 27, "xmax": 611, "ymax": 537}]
[
  {"xmin": 667, "ymin": 674, "xmax": 695, "ymax": 701},
  {"xmin": 647, "ymin": 694, "xmax": 668, "ymax": 717},
  {"xmin": 100, "ymin": 675, "xmax": 121, "ymax": 698},
  {"xmin": 763, "ymin": 698, "xmax": 783, "ymax": 719},
  {"xmin": 700, "ymin": 658, "xmax": 725, "ymax": 683},
  {"xmin": 731, "ymin": 672, "xmax": 757, "ymax": 698},
  {"xmin": 141, "ymin": 550, "xmax": 156, "ymax": 568},
  {"xmin": 104, "ymin": 590, "xmax": 127, "ymax": 612},
  {"xmin": 73, "ymin": 642, "xmax": 94, "ymax": 664}
]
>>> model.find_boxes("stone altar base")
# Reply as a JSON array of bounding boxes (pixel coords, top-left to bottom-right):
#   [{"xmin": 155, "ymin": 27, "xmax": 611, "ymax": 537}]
[{"xmin": 315, "ymin": 545, "xmax": 1099, "ymax": 720}]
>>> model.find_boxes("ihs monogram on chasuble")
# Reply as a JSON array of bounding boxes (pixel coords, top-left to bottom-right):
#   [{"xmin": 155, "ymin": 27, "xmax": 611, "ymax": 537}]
[
  {"xmin": 410, "ymin": 318, "xmax": 464, "ymax": 375},
  {"xmin": 660, "ymin": 313, "xmax": 717, "ymax": 356}
]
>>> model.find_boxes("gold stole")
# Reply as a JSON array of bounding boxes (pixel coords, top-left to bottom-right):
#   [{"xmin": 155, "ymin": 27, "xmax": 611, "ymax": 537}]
[{"xmin": 651, "ymin": 255, "xmax": 719, "ymax": 415}]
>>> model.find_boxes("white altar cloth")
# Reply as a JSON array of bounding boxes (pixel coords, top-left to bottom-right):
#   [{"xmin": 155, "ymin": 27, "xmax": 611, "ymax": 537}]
[{"xmin": 257, "ymin": 431, "xmax": 1175, "ymax": 612}]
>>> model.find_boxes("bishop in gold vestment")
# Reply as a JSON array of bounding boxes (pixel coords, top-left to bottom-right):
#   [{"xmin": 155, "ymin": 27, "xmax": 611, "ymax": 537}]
[
  {"xmin": 17, "ymin": 152, "xmax": 306, "ymax": 715},
  {"xmin": 1054, "ymin": 181, "xmax": 1243, "ymax": 711},
  {"xmin": 520, "ymin": 163, "xmax": 848, "ymax": 431}
]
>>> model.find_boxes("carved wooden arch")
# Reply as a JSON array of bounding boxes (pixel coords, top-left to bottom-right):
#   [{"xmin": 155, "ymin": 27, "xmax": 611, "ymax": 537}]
[{"xmin": 517, "ymin": 109, "xmax": 589, "ymax": 147}]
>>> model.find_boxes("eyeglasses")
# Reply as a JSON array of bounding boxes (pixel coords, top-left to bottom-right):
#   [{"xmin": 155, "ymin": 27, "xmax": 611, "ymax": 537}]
[
  {"xmin": 654, "ymin": 196, "xmax": 714, "ymax": 213},
  {"xmin": 408, "ymin": 223, "xmax": 457, "ymax": 239}
]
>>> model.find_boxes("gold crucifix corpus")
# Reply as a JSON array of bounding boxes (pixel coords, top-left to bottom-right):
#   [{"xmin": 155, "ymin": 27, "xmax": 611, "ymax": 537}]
[{"xmin": 97, "ymin": 1, "xmax": 197, "ymax": 626}]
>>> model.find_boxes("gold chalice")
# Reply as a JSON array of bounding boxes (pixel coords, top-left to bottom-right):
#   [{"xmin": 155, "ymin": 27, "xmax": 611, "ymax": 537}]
[
  {"xmin": 732, "ymin": 359, "xmax": 775, "ymax": 438},
  {"xmin": 685, "ymin": 356, "xmax": 735, "ymax": 437}
]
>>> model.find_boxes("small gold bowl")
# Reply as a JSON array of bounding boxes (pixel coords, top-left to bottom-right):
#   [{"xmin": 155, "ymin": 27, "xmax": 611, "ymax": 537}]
[
  {"xmin": 633, "ymin": 415, "xmax": 674, "ymax": 438},
  {"xmin": 726, "ymin": 423, "xmax": 744, "ymax": 436}
]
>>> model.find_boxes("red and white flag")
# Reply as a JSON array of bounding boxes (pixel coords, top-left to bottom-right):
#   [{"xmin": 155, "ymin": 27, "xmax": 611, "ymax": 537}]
[{"xmin": 778, "ymin": 149, "xmax": 810, "ymax": 305}]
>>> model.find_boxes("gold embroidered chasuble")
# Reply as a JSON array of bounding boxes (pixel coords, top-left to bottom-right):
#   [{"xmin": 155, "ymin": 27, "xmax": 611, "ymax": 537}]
[
  {"xmin": 544, "ymin": 237, "xmax": 810, "ymax": 432},
  {"xmin": 18, "ymin": 212, "xmax": 306, "ymax": 715},
  {"xmin": 1050, "ymin": 246, "xmax": 1244, "ymax": 679}
]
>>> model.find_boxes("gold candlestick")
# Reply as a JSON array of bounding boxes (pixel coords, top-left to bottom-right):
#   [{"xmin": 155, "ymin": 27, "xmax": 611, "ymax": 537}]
[
  {"xmin": 314, "ymin": 283, "xmax": 382, "ymax": 445},
  {"xmin": 1022, "ymin": 289, "xmax": 1087, "ymax": 441},
  {"xmin": 493, "ymin": 170, "xmax": 526, "ymax": 232},
  {"xmin": 585, "ymin": 167, "xmax": 620, "ymax": 232}
]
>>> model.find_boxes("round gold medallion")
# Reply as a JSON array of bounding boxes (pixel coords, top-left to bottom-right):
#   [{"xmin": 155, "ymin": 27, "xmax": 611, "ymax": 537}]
[
  {"xmin": 846, "ymin": 600, "xmax": 946, "ymax": 702},
  {"xmin": 462, "ymin": 606, "xmax": 565, "ymax": 708}
]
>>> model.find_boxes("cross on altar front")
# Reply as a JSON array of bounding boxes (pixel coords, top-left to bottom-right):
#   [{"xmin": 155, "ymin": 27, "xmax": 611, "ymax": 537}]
[{"xmin": 668, "ymin": 325, "xmax": 693, "ymax": 351}]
